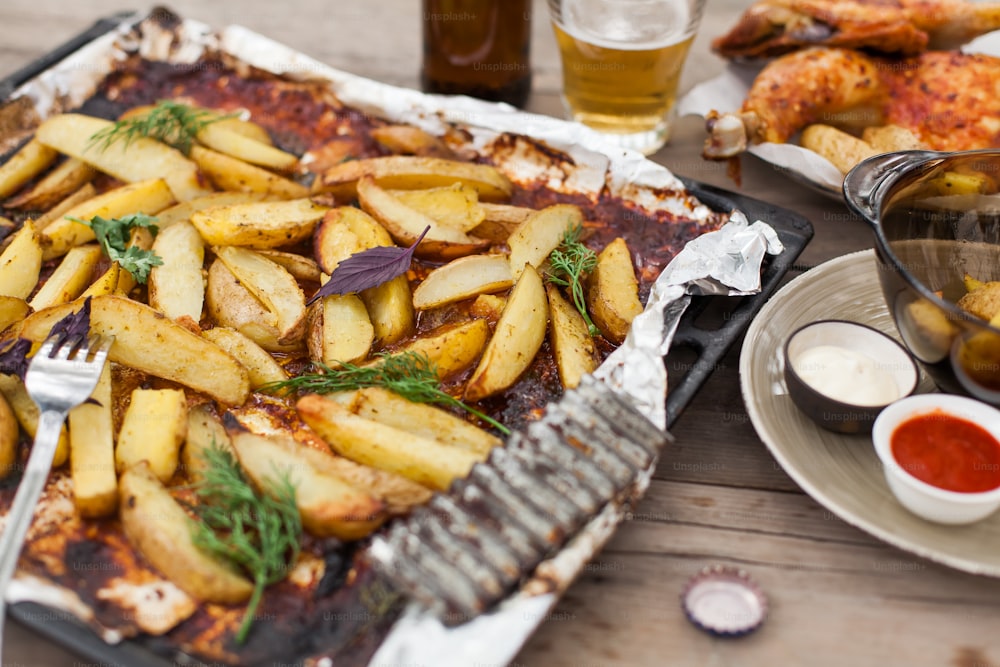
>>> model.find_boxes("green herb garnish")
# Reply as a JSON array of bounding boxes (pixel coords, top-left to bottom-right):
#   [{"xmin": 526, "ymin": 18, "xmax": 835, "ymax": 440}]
[
  {"xmin": 68, "ymin": 213, "xmax": 163, "ymax": 284},
  {"xmin": 190, "ymin": 443, "xmax": 302, "ymax": 644},
  {"xmin": 546, "ymin": 223, "xmax": 599, "ymax": 336},
  {"xmin": 87, "ymin": 100, "xmax": 232, "ymax": 155},
  {"xmin": 263, "ymin": 351, "xmax": 510, "ymax": 435}
]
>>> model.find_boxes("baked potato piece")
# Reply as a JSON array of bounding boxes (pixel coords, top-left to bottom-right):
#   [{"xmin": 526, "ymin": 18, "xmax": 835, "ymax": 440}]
[
  {"xmin": 205, "ymin": 259, "xmax": 301, "ymax": 353},
  {"xmin": 507, "ymin": 204, "xmax": 584, "ymax": 277},
  {"xmin": 389, "ymin": 183, "xmax": 485, "ymax": 232},
  {"xmin": 67, "ymin": 362, "xmax": 117, "ymax": 517},
  {"xmin": 306, "ymin": 294, "xmax": 374, "ymax": 367},
  {"xmin": 195, "ymin": 123, "xmax": 298, "ymax": 172},
  {"xmin": 383, "ymin": 318, "xmax": 490, "ymax": 380},
  {"xmin": 547, "ymin": 284, "xmax": 599, "ymax": 389},
  {"xmin": 148, "ymin": 221, "xmax": 206, "ymax": 324},
  {"xmin": 0, "ymin": 391, "xmax": 17, "ymax": 480},
  {"xmin": 28, "ymin": 244, "xmax": 102, "ymax": 311},
  {"xmin": 464, "ymin": 265, "xmax": 548, "ymax": 402},
  {"xmin": 190, "ymin": 145, "xmax": 308, "ymax": 198},
  {"xmin": 0, "ymin": 138, "xmax": 59, "ymax": 200},
  {"xmin": 800, "ymin": 124, "xmax": 878, "ymax": 175},
  {"xmin": 181, "ymin": 403, "xmax": 234, "ymax": 485},
  {"xmin": 412, "ymin": 254, "xmax": 514, "ymax": 310},
  {"xmin": 957, "ymin": 281, "xmax": 1000, "ymax": 321},
  {"xmin": 115, "ymin": 388, "xmax": 188, "ymax": 482},
  {"xmin": 0, "ymin": 220, "xmax": 42, "ymax": 299},
  {"xmin": 154, "ymin": 191, "xmax": 271, "ymax": 228},
  {"xmin": 3, "ymin": 157, "xmax": 96, "ymax": 211},
  {"xmin": 190, "ymin": 198, "xmax": 328, "ymax": 249},
  {"xmin": 201, "ymin": 326, "xmax": 288, "ymax": 389},
  {"xmin": 369, "ymin": 125, "xmax": 456, "ymax": 158},
  {"xmin": 586, "ymin": 237, "xmax": 643, "ymax": 344},
  {"xmin": 0, "ymin": 374, "xmax": 69, "ymax": 467},
  {"xmin": 0, "ymin": 296, "xmax": 29, "ymax": 334},
  {"xmin": 119, "ymin": 461, "xmax": 254, "ymax": 604}
]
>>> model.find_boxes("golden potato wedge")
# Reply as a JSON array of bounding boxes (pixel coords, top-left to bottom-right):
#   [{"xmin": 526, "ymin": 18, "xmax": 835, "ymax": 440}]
[
  {"xmin": 0, "ymin": 139, "xmax": 58, "ymax": 200},
  {"xmin": 213, "ymin": 246, "xmax": 307, "ymax": 345},
  {"xmin": 297, "ymin": 394, "xmax": 481, "ymax": 491},
  {"xmin": 3, "ymin": 157, "xmax": 96, "ymax": 211},
  {"xmin": 861, "ymin": 124, "xmax": 926, "ymax": 153},
  {"xmin": 0, "ymin": 374, "xmax": 68, "ymax": 467},
  {"xmin": 469, "ymin": 293, "xmax": 506, "ymax": 321},
  {"xmin": 313, "ymin": 155, "xmax": 513, "ymax": 202},
  {"xmin": 314, "ymin": 206, "xmax": 415, "ymax": 345},
  {"xmin": 33, "ymin": 182, "xmax": 97, "ymax": 231},
  {"xmin": 0, "ymin": 296, "xmax": 29, "ymax": 333},
  {"xmin": 205, "ymin": 259, "xmax": 300, "ymax": 353},
  {"xmin": 212, "ymin": 117, "xmax": 274, "ymax": 145},
  {"xmin": 329, "ymin": 387, "xmax": 502, "ymax": 456},
  {"xmin": 958, "ymin": 281, "xmax": 1000, "ymax": 321},
  {"xmin": 42, "ymin": 178, "xmax": 176, "ymax": 259},
  {"xmin": 587, "ymin": 237, "xmax": 642, "ymax": 344},
  {"xmin": 464, "ymin": 265, "xmax": 548, "ymax": 402},
  {"xmin": 154, "ymin": 191, "xmax": 271, "ymax": 228},
  {"xmin": 148, "ymin": 221, "xmax": 205, "ymax": 323},
  {"xmin": 201, "ymin": 326, "xmax": 288, "ymax": 389},
  {"xmin": 389, "ymin": 183, "xmax": 485, "ymax": 232},
  {"xmin": 229, "ymin": 430, "xmax": 386, "ymax": 540},
  {"xmin": 68, "ymin": 362, "xmax": 117, "ymax": 517},
  {"xmin": 115, "ymin": 387, "xmax": 188, "ymax": 482},
  {"xmin": 0, "ymin": 219, "xmax": 42, "ymax": 299},
  {"xmin": 190, "ymin": 145, "xmax": 308, "ymax": 198},
  {"xmin": 357, "ymin": 177, "xmax": 490, "ymax": 260},
  {"xmin": 289, "ymin": 444, "xmax": 432, "ymax": 516},
  {"xmin": 307, "ymin": 294, "xmax": 374, "ymax": 367},
  {"xmin": 191, "ymin": 198, "xmax": 327, "ymax": 249},
  {"xmin": 412, "ymin": 254, "xmax": 514, "ymax": 310},
  {"xmin": 0, "ymin": 391, "xmax": 17, "ymax": 480},
  {"xmin": 28, "ymin": 244, "xmax": 102, "ymax": 311},
  {"xmin": 119, "ymin": 461, "xmax": 254, "ymax": 604},
  {"xmin": 965, "ymin": 273, "xmax": 987, "ymax": 293},
  {"xmin": 196, "ymin": 123, "xmax": 298, "ymax": 171},
  {"xmin": 80, "ymin": 263, "xmax": 122, "ymax": 299},
  {"xmin": 384, "ymin": 318, "xmax": 489, "ymax": 380},
  {"xmin": 256, "ymin": 249, "xmax": 322, "ymax": 283},
  {"xmin": 800, "ymin": 124, "xmax": 879, "ymax": 175},
  {"xmin": 35, "ymin": 113, "xmax": 211, "ymax": 201},
  {"xmin": 507, "ymin": 204, "xmax": 584, "ymax": 277},
  {"xmin": 546, "ymin": 284, "xmax": 599, "ymax": 389},
  {"xmin": 369, "ymin": 125, "xmax": 456, "ymax": 158},
  {"xmin": 19, "ymin": 295, "xmax": 250, "ymax": 405},
  {"xmin": 180, "ymin": 403, "xmax": 233, "ymax": 484},
  {"xmin": 471, "ymin": 202, "xmax": 534, "ymax": 242}
]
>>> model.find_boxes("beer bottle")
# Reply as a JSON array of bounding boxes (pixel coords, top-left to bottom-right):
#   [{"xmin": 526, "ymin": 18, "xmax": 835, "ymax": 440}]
[{"xmin": 421, "ymin": 0, "xmax": 533, "ymax": 108}]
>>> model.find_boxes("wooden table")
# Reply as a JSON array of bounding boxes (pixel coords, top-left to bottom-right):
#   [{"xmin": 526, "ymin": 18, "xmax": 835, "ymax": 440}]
[{"xmin": 2, "ymin": 1, "xmax": 1000, "ymax": 666}]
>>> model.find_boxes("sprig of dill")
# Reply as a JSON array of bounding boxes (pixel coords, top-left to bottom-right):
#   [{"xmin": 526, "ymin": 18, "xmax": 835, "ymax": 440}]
[
  {"xmin": 190, "ymin": 443, "xmax": 302, "ymax": 644},
  {"xmin": 87, "ymin": 100, "xmax": 233, "ymax": 155},
  {"xmin": 262, "ymin": 351, "xmax": 510, "ymax": 436},
  {"xmin": 547, "ymin": 223, "xmax": 599, "ymax": 336}
]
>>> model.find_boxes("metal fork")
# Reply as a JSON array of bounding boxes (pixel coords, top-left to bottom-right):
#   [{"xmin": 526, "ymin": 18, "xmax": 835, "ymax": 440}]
[{"xmin": 0, "ymin": 333, "xmax": 112, "ymax": 658}]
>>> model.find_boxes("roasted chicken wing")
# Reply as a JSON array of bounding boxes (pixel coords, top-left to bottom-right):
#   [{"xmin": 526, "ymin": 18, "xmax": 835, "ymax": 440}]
[
  {"xmin": 703, "ymin": 47, "xmax": 1000, "ymax": 159},
  {"xmin": 713, "ymin": 0, "xmax": 1000, "ymax": 59}
]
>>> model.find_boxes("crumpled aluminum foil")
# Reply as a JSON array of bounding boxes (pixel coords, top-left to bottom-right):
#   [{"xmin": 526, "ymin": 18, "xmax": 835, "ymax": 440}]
[{"xmin": 0, "ymin": 10, "xmax": 784, "ymax": 667}]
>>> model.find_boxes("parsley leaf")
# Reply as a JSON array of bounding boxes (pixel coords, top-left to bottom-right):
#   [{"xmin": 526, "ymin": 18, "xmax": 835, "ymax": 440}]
[{"xmin": 68, "ymin": 214, "xmax": 163, "ymax": 284}]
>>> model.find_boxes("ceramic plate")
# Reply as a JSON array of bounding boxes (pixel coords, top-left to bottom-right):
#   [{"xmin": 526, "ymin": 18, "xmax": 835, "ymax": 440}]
[{"xmin": 740, "ymin": 249, "xmax": 1000, "ymax": 576}]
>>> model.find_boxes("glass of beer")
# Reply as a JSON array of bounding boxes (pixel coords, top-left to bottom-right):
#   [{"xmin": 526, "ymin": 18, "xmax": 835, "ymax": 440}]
[{"xmin": 547, "ymin": 0, "xmax": 706, "ymax": 155}]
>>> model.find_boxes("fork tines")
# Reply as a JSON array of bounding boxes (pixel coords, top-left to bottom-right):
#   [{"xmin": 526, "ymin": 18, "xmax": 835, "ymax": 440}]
[{"xmin": 366, "ymin": 375, "xmax": 671, "ymax": 622}]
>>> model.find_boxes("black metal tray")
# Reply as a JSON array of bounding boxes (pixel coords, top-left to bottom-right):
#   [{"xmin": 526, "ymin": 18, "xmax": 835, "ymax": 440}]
[{"xmin": 0, "ymin": 13, "xmax": 814, "ymax": 667}]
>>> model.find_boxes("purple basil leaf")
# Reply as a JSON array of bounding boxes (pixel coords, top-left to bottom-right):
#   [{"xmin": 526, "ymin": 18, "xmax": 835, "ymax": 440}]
[
  {"xmin": 0, "ymin": 338, "xmax": 32, "ymax": 381},
  {"xmin": 50, "ymin": 297, "xmax": 92, "ymax": 342},
  {"xmin": 308, "ymin": 226, "xmax": 430, "ymax": 305}
]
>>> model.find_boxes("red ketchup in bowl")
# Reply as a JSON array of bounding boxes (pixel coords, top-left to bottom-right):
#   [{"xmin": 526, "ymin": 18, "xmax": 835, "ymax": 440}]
[{"xmin": 891, "ymin": 410, "xmax": 1000, "ymax": 493}]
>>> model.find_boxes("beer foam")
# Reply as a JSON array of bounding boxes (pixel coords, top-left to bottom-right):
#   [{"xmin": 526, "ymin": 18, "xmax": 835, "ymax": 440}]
[{"xmin": 560, "ymin": 0, "xmax": 691, "ymax": 50}]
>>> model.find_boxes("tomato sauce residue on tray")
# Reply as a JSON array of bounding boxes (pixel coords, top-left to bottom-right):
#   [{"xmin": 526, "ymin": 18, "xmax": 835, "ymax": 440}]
[{"xmin": 891, "ymin": 410, "xmax": 1000, "ymax": 493}]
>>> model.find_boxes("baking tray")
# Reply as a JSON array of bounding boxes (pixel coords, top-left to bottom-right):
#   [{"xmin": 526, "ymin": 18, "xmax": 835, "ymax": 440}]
[{"xmin": 0, "ymin": 12, "xmax": 813, "ymax": 667}]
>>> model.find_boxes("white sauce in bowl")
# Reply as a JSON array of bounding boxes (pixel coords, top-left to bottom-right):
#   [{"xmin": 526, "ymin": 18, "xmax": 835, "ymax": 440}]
[{"xmin": 793, "ymin": 345, "xmax": 901, "ymax": 406}]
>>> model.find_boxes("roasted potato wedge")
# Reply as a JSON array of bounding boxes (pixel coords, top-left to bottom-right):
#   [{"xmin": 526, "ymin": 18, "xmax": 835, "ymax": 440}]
[
  {"xmin": 389, "ymin": 183, "xmax": 485, "ymax": 232},
  {"xmin": 547, "ymin": 284, "xmax": 599, "ymax": 389},
  {"xmin": 327, "ymin": 387, "xmax": 502, "ymax": 456},
  {"xmin": 68, "ymin": 362, "xmax": 117, "ymax": 517},
  {"xmin": 256, "ymin": 249, "xmax": 322, "ymax": 283},
  {"xmin": 313, "ymin": 155, "xmax": 513, "ymax": 201},
  {"xmin": 369, "ymin": 125, "xmax": 456, "ymax": 158},
  {"xmin": 0, "ymin": 374, "xmax": 69, "ymax": 467},
  {"xmin": 587, "ymin": 237, "xmax": 642, "ymax": 344},
  {"xmin": 28, "ymin": 244, "xmax": 103, "ymax": 311},
  {"xmin": 385, "ymin": 318, "xmax": 490, "ymax": 380},
  {"xmin": 191, "ymin": 198, "xmax": 328, "ymax": 249},
  {"xmin": 412, "ymin": 254, "xmax": 514, "ymax": 310},
  {"xmin": 154, "ymin": 191, "xmax": 271, "ymax": 228},
  {"xmin": 190, "ymin": 145, "xmax": 308, "ymax": 198},
  {"xmin": 229, "ymin": 430, "xmax": 386, "ymax": 540},
  {"xmin": 307, "ymin": 294, "xmax": 374, "ymax": 367},
  {"xmin": 148, "ymin": 222, "xmax": 206, "ymax": 324},
  {"xmin": 180, "ymin": 403, "xmax": 233, "ymax": 484},
  {"xmin": 357, "ymin": 177, "xmax": 490, "ymax": 260},
  {"xmin": 205, "ymin": 259, "xmax": 300, "ymax": 353},
  {"xmin": 35, "ymin": 113, "xmax": 211, "ymax": 201},
  {"xmin": 19, "ymin": 295, "xmax": 251, "ymax": 405},
  {"xmin": 0, "ymin": 296, "xmax": 29, "ymax": 333},
  {"xmin": 213, "ymin": 246, "xmax": 307, "ymax": 345},
  {"xmin": 465, "ymin": 265, "xmax": 547, "ymax": 402},
  {"xmin": 507, "ymin": 204, "xmax": 584, "ymax": 277},
  {"xmin": 800, "ymin": 124, "xmax": 878, "ymax": 175},
  {"xmin": 115, "ymin": 387, "xmax": 188, "ymax": 482},
  {"xmin": 0, "ymin": 219, "xmax": 42, "ymax": 299},
  {"xmin": 119, "ymin": 462, "xmax": 254, "ymax": 604},
  {"xmin": 0, "ymin": 391, "xmax": 17, "ymax": 480},
  {"xmin": 42, "ymin": 178, "xmax": 176, "ymax": 259},
  {"xmin": 33, "ymin": 182, "xmax": 97, "ymax": 231},
  {"xmin": 201, "ymin": 326, "xmax": 288, "ymax": 389},
  {"xmin": 0, "ymin": 139, "xmax": 59, "ymax": 200},
  {"xmin": 297, "ymin": 394, "xmax": 482, "ymax": 491},
  {"xmin": 196, "ymin": 123, "xmax": 298, "ymax": 172},
  {"xmin": 957, "ymin": 280, "xmax": 1000, "ymax": 321},
  {"xmin": 861, "ymin": 124, "xmax": 926, "ymax": 153},
  {"xmin": 3, "ymin": 157, "xmax": 96, "ymax": 211}
]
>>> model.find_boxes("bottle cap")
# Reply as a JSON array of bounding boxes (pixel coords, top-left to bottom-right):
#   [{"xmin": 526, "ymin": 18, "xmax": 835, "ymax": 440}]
[{"xmin": 681, "ymin": 565, "xmax": 767, "ymax": 636}]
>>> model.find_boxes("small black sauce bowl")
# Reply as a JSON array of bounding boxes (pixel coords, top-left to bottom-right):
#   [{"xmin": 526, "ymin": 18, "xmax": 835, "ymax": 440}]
[{"xmin": 783, "ymin": 320, "xmax": 920, "ymax": 435}]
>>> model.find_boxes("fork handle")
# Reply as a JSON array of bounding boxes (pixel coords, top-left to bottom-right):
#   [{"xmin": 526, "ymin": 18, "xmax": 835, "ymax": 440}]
[{"xmin": 0, "ymin": 409, "xmax": 66, "ymax": 634}]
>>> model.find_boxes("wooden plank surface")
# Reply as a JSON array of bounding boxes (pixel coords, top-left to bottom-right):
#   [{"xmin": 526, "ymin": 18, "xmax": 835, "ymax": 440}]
[{"xmin": 1, "ymin": 1, "xmax": 999, "ymax": 666}]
